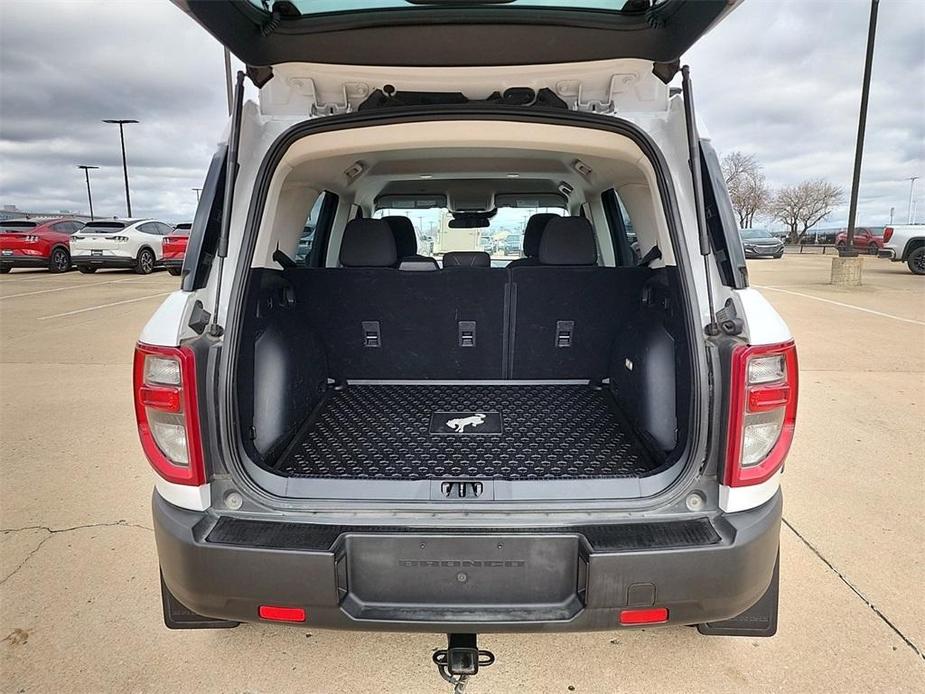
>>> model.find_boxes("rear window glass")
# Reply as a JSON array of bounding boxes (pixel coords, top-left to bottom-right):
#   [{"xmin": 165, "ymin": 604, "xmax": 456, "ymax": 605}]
[
  {"xmin": 0, "ymin": 221, "xmax": 38, "ymax": 232},
  {"xmin": 83, "ymin": 222, "xmax": 127, "ymax": 232},
  {"xmin": 269, "ymin": 1, "xmax": 664, "ymax": 16},
  {"xmin": 740, "ymin": 229, "xmax": 774, "ymax": 240},
  {"xmin": 173, "ymin": 223, "xmax": 192, "ymax": 235},
  {"xmin": 373, "ymin": 202, "xmax": 565, "ymax": 265}
]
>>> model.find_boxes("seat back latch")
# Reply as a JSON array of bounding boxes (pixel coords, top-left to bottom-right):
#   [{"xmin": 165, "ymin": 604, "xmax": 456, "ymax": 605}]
[
  {"xmin": 556, "ymin": 320, "xmax": 574, "ymax": 348},
  {"xmin": 362, "ymin": 321, "xmax": 381, "ymax": 348},
  {"xmin": 458, "ymin": 321, "xmax": 476, "ymax": 348}
]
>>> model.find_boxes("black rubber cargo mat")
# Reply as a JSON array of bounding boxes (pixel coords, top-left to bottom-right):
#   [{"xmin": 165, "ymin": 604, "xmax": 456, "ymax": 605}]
[{"xmin": 274, "ymin": 384, "xmax": 657, "ymax": 480}]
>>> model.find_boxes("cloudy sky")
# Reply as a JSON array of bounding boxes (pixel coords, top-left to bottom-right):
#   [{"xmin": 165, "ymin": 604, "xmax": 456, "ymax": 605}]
[{"xmin": 1, "ymin": 0, "xmax": 922, "ymax": 227}]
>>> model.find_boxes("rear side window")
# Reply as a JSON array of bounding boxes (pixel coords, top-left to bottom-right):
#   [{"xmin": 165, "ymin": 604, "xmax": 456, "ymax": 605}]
[
  {"xmin": 601, "ymin": 189, "xmax": 637, "ymax": 267},
  {"xmin": 296, "ymin": 191, "xmax": 339, "ymax": 267}
]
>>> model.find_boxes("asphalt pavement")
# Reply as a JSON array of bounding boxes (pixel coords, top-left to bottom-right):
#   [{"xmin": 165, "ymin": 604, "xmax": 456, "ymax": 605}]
[{"xmin": 1, "ymin": 255, "xmax": 923, "ymax": 693}]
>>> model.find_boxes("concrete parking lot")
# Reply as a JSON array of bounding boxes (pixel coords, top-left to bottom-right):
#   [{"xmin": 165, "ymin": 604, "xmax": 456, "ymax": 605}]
[{"xmin": 1, "ymin": 255, "xmax": 923, "ymax": 693}]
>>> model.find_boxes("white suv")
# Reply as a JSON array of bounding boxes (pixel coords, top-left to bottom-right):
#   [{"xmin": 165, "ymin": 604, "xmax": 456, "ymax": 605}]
[
  {"xmin": 72, "ymin": 219, "xmax": 172, "ymax": 274},
  {"xmin": 137, "ymin": 1, "xmax": 796, "ymax": 686}
]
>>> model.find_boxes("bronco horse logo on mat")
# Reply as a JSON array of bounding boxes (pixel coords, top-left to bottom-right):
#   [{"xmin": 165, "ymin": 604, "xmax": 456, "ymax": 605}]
[{"xmin": 445, "ymin": 413, "xmax": 487, "ymax": 433}]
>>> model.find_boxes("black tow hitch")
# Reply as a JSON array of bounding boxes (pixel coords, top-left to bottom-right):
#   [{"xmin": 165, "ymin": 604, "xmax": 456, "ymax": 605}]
[{"xmin": 432, "ymin": 633, "xmax": 495, "ymax": 693}]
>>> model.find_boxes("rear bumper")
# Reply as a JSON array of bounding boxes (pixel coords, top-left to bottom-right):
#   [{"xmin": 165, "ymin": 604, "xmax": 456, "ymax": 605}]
[
  {"xmin": 162, "ymin": 258, "xmax": 184, "ymax": 269},
  {"xmin": 72, "ymin": 256, "xmax": 138, "ymax": 269},
  {"xmin": 878, "ymin": 249, "xmax": 897, "ymax": 260},
  {"xmin": 0, "ymin": 254, "xmax": 49, "ymax": 268},
  {"xmin": 154, "ymin": 490, "xmax": 782, "ymax": 633}
]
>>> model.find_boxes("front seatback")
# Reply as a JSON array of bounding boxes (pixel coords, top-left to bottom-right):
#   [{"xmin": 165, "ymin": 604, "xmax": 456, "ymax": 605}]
[
  {"xmin": 507, "ymin": 212, "xmax": 557, "ymax": 267},
  {"xmin": 382, "ymin": 215, "xmax": 435, "ymax": 266},
  {"xmin": 509, "ymin": 217, "xmax": 650, "ymax": 380}
]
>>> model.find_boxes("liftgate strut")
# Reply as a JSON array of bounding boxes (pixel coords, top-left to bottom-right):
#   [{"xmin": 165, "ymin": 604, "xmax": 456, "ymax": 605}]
[{"xmin": 432, "ymin": 634, "xmax": 495, "ymax": 694}]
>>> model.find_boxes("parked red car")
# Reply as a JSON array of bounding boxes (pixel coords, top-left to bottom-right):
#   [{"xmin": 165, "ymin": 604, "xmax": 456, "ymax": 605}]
[
  {"xmin": 835, "ymin": 226, "xmax": 885, "ymax": 254},
  {"xmin": 162, "ymin": 223, "xmax": 191, "ymax": 276},
  {"xmin": 0, "ymin": 218, "xmax": 84, "ymax": 273}
]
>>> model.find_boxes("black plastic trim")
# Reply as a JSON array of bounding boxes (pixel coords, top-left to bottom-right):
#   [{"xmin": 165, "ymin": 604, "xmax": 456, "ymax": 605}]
[{"xmin": 207, "ymin": 516, "xmax": 720, "ymax": 552}]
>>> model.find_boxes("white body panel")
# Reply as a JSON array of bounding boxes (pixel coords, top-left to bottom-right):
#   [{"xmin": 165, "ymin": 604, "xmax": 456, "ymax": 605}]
[
  {"xmin": 882, "ymin": 224, "xmax": 924, "ymax": 259},
  {"xmin": 155, "ymin": 479, "xmax": 211, "ymax": 512}
]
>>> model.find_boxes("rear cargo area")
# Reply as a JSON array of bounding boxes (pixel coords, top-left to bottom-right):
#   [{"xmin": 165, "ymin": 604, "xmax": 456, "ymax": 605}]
[
  {"xmin": 273, "ymin": 383, "xmax": 657, "ymax": 480},
  {"xmin": 235, "ymin": 255, "xmax": 691, "ymax": 496}
]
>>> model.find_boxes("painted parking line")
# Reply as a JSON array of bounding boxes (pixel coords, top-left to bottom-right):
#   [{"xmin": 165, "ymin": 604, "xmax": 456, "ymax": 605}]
[
  {"xmin": 0, "ymin": 277, "xmax": 158, "ymax": 301},
  {"xmin": 37, "ymin": 292, "xmax": 172, "ymax": 321},
  {"xmin": 754, "ymin": 285, "xmax": 925, "ymax": 327}
]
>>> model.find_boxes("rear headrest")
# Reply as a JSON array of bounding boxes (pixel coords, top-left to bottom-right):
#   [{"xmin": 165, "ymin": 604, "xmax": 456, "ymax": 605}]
[
  {"xmin": 443, "ymin": 251, "xmax": 491, "ymax": 268},
  {"xmin": 381, "ymin": 215, "xmax": 418, "ymax": 258},
  {"xmin": 522, "ymin": 213, "xmax": 559, "ymax": 258},
  {"xmin": 538, "ymin": 217, "xmax": 598, "ymax": 266},
  {"xmin": 339, "ymin": 218, "xmax": 397, "ymax": 268},
  {"xmin": 398, "ymin": 258, "xmax": 440, "ymax": 272}
]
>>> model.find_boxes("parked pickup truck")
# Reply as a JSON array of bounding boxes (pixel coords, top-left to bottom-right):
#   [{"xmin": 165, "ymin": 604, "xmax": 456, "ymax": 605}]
[{"xmin": 878, "ymin": 225, "xmax": 925, "ymax": 275}]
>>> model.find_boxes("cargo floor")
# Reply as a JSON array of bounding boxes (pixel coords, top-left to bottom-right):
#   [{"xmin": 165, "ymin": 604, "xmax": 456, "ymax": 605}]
[{"xmin": 273, "ymin": 383, "xmax": 658, "ymax": 480}]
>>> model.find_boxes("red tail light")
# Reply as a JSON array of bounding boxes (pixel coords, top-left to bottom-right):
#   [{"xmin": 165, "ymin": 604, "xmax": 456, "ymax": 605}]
[
  {"xmin": 133, "ymin": 343, "xmax": 205, "ymax": 485},
  {"xmin": 883, "ymin": 226, "xmax": 893, "ymax": 242},
  {"xmin": 725, "ymin": 341, "xmax": 798, "ymax": 487}
]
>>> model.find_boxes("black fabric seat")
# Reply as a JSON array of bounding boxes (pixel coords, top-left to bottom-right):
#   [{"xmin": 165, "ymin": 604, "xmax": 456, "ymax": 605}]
[
  {"xmin": 507, "ymin": 212, "xmax": 558, "ymax": 267},
  {"xmin": 508, "ymin": 216, "xmax": 650, "ymax": 380},
  {"xmin": 339, "ymin": 218, "xmax": 397, "ymax": 268},
  {"xmin": 381, "ymin": 215, "xmax": 435, "ymax": 267},
  {"xmin": 443, "ymin": 251, "xmax": 491, "ymax": 268}
]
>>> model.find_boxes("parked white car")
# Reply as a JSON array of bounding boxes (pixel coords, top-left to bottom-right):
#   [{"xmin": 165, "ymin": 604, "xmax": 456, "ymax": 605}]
[
  {"xmin": 879, "ymin": 224, "xmax": 925, "ymax": 275},
  {"xmin": 71, "ymin": 219, "xmax": 173, "ymax": 274}
]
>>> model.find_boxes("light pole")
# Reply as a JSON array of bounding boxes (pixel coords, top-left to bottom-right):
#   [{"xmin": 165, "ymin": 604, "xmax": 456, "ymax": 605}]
[
  {"xmin": 908, "ymin": 177, "xmax": 919, "ymax": 224},
  {"xmin": 192, "ymin": 187, "xmax": 202, "ymax": 203},
  {"xmin": 842, "ymin": 0, "xmax": 879, "ymax": 258},
  {"xmin": 76, "ymin": 165, "xmax": 99, "ymax": 220},
  {"xmin": 102, "ymin": 119, "xmax": 138, "ymax": 217}
]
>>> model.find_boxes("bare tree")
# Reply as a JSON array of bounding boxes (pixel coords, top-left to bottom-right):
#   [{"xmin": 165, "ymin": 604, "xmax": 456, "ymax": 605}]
[
  {"xmin": 769, "ymin": 179, "xmax": 845, "ymax": 243},
  {"xmin": 721, "ymin": 152, "xmax": 770, "ymax": 229}
]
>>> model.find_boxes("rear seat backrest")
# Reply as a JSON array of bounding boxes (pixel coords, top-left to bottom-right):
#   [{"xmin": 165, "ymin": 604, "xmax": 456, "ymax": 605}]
[
  {"xmin": 293, "ymin": 218, "xmax": 506, "ymax": 379},
  {"xmin": 509, "ymin": 216, "xmax": 649, "ymax": 380}
]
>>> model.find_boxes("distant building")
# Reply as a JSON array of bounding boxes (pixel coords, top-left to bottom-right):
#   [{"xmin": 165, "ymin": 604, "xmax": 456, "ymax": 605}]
[{"xmin": 0, "ymin": 204, "xmax": 98, "ymax": 223}]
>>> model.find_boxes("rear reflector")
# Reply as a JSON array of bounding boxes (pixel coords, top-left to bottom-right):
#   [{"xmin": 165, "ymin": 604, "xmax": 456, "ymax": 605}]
[
  {"xmin": 620, "ymin": 607, "xmax": 669, "ymax": 625},
  {"xmin": 258, "ymin": 605, "xmax": 306, "ymax": 622}
]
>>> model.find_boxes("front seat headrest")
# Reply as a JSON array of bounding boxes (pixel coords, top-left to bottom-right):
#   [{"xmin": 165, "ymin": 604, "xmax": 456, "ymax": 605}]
[
  {"xmin": 538, "ymin": 217, "xmax": 598, "ymax": 266},
  {"xmin": 522, "ymin": 212, "xmax": 559, "ymax": 258},
  {"xmin": 443, "ymin": 251, "xmax": 491, "ymax": 268},
  {"xmin": 381, "ymin": 215, "xmax": 419, "ymax": 258},
  {"xmin": 339, "ymin": 218, "xmax": 397, "ymax": 267}
]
